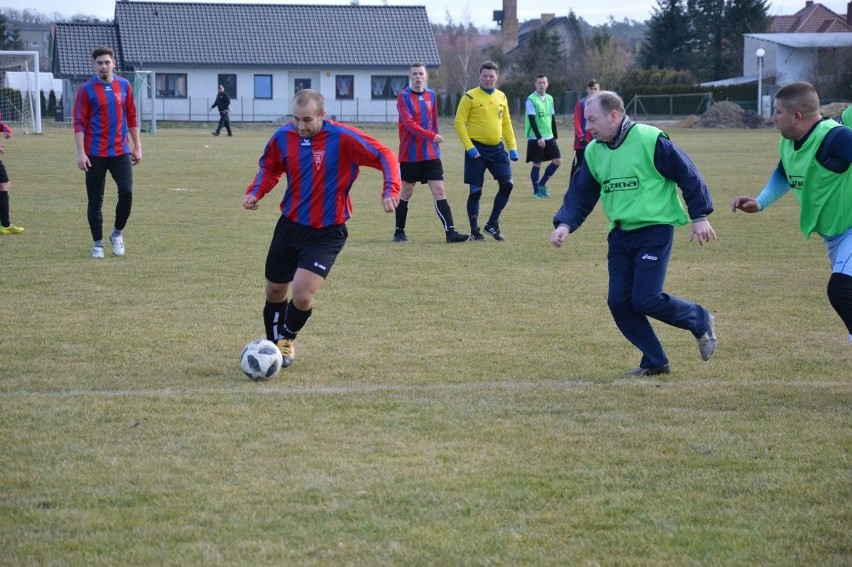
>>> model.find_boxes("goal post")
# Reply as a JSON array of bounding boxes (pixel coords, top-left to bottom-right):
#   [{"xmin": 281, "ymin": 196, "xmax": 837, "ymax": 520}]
[{"xmin": 0, "ymin": 50, "xmax": 43, "ymax": 134}]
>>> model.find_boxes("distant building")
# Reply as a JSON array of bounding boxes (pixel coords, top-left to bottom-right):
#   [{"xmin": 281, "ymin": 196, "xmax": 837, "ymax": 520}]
[
  {"xmin": 769, "ymin": 1, "xmax": 852, "ymax": 33},
  {"xmin": 52, "ymin": 2, "xmax": 439, "ymax": 123}
]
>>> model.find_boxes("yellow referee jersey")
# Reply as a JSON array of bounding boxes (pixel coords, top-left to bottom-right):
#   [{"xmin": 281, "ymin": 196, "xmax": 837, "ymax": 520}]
[{"xmin": 454, "ymin": 87, "xmax": 517, "ymax": 151}]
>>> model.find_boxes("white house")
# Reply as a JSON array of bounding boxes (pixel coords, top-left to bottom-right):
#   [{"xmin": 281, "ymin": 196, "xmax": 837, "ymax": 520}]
[{"xmin": 53, "ymin": 2, "xmax": 439, "ymax": 125}]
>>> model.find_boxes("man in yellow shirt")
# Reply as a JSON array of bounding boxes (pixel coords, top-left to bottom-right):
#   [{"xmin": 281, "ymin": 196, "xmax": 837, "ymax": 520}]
[{"xmin": 454, "ymin": 61, "xmax": 518, "ymax": 241}]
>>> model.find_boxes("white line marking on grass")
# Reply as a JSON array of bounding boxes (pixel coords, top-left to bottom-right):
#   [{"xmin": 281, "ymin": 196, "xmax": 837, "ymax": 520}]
[{"xmin": 1, "ymin": 379, "xmax": 849, "ymax": 400}]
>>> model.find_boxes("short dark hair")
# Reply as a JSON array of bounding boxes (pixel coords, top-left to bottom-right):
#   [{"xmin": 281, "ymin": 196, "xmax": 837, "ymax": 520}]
[
  {"xmin": 92, "ymin": 46, "xmax": 115, "ymax": 60},
  {"xmin": 587, "ymin": 79, "xmax": 600, "ymax": 89},
  {"xmin": 410, "ymin": 62, "xmax": 427, "ymax": 70},
  {"xmin": 293, "ymin": 89, "xmax": 325, "ymax": 114},
  {"xmin": 536, "ymin": 74, "xmax": 547, "ymax": 80},
  {"xmin": 480, "ymin": 61, "xmax": 499, "ymax": 74},
  {"xmin": 775, "ymin": 81, "xmax": 820, "ymax": 116}
]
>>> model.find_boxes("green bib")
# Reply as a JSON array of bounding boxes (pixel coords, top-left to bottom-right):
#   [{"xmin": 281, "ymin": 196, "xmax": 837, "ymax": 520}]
[
  {"xmin": 524, "ymin": 93, "xmax": 554, "ymax": 139},
  {"xmin": 779, "ymin": 119, "xmax": 852, "ymax": 238},
  {"xmin": 586, "ymin": 124, "xmax": 689, "ymax": 232}
]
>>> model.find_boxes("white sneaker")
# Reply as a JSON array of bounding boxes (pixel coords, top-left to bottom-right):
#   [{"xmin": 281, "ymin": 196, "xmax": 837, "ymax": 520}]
[
  {"xmin": 110, "ymin": 235, "xmax": 125, "ymax": 256},
  {"xmin": 91, "ymin": 246, "xmax": 105, "ymax": 259}
]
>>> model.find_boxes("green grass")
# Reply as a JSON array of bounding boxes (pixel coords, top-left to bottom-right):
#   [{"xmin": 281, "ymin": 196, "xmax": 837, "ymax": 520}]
[{"xmin": 0, "ymin": 121, "xmax": 850, "ymax": 565}]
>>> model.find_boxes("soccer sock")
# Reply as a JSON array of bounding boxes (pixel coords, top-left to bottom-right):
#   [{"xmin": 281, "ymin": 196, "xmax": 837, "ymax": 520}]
[
  {"xmin": 530, "ymin": 166, "xmax": 540, "ymax": 194},
  {"xmin": 395, "ymin": 199, "xmax": 409, "ymax": 232},
  {"xmin": 0, "ymin": 192, "xmax": 9, "ymax": 226},
  {"xmin": 467, "ymin": 186, "xmax": 481, "ymax": 230},
  {"xmin": 282, "ymin": 302, "xmax": 312, "ymax": 340},
  {"xmin": 434, "ymin": 199, "xmax": 455, "ymax": 231},
  {"xmin": 111, "ymin": 227, "xmax": 122, "ymax": 238},
  {"xmin": 93, "ymin": 239, "xmax": 104, "ymax": 249},
  {"xmin": 540, "ymin": 162, "xmax": 559, "ymax": 186},
  {"xmin": 487, "ymin": 182, "xmax": 513, "ymax": 226},
  {"xmin": 263, "ymin": 300, "xmax": 286, "ymax": 342}
]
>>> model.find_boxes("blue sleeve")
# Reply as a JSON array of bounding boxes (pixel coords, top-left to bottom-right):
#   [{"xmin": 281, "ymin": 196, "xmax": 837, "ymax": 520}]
[
  {"xmin": 755, "ymin": 164, "xmax": 791, "ymax": 210},
  {"xmin": 552, "ymin": 163, "xmax": 601, "ymax": 231},
  {"xmin": 653, "ymin": 135, "xmax": 714, "ymax": 219},
  {"xmin": 817, "ymin": 126, "xmax": 852, "ymax": 173}
]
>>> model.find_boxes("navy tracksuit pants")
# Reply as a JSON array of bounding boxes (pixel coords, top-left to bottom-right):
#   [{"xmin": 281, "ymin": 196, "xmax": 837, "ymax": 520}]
[{"xmin": 607, "ymin": 224, "xmax": 711, "ymax": 369}]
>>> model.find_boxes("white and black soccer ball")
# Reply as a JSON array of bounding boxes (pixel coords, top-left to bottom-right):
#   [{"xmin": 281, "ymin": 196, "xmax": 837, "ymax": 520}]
[{"xmin": 240, "ymin": 339, "xmax": 284, "ymax": 381}]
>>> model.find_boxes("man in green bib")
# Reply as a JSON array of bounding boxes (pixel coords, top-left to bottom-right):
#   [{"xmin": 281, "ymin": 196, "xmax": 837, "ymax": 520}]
[
  {"xmin": 525, "ymin": 74, "xmax": 561, "ymax": 199},
  {"xmin": 841, "ymin": 104, "xmax": 851, "ymax": 128},
  {"xmin": 551, "ymin": 91, "xmax": 718, "ymax": 376},
  {"xmin": 732, "ymin": 81, "xmax": 852, "ymax": 343}
]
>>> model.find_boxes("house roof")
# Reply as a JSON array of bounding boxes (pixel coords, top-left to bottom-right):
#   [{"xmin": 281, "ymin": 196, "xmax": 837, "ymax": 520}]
[
  {"xmin": 769, "ymin": 2, "xmax": 852, "ymax": 33},
  {"xmin": 52, "ymin": 23, "xmax": 122, "ymax": 77},
  {"xmin": 114, "ymin": 1, "xmax": 439, "ymax": 67},
  {"xmin": 747, "ymin": 32, "xmax": 852, "ymax": 48},
  {"xmin": 503, "ymin": 16, "xmax": 575, "ymax": 58}
]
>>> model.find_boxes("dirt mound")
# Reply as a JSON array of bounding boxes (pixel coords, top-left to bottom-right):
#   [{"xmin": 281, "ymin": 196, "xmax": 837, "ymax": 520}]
[
  {"xmin": 690, "ymin": 101, "xmax": 774, "ymax": 129},
  {"xmin": 820, "ymin": 102, "xmax": 850, "ymax": 121}
]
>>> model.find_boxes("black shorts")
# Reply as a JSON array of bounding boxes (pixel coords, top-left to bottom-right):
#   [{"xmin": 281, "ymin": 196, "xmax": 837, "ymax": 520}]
[
  {"xmin": 265, "ymin": 217, "xmax": 348, "ymax": 283},
  {"xmin": 0, "ymin": 160, "xmax": 7, "ymax": 184},
  {"xmin": 525, "ymin": 138, "xmax": 561, "ymax": 163},
  {"xmin": 400, "ymin": 159, "xmax": 444, "ymax": 184}
]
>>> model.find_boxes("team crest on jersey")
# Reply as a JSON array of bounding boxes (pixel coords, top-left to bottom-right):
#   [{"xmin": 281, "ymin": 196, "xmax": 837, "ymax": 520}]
[{"xmin": 313, "ymin": 150, "xmax": 324, "ymax": 169}]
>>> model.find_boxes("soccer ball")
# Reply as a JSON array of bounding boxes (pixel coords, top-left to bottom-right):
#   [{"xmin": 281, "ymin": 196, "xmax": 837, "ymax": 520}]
[{"xmin": 240, "ymin": 339, "xmax": 284, "ymax": 381}]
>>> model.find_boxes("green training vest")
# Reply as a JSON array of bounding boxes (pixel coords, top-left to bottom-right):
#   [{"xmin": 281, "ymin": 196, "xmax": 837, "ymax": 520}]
[
  {"xmin": 779, "ymin": 118, "xmax": 852, "ymax": 238},
  {"xmin": 586, "ymin": 124, "xmax": 689, "ymax": 232},
  {"xmin": 524, "ymin": 93, "xmax": 554, "ymax": 139}
]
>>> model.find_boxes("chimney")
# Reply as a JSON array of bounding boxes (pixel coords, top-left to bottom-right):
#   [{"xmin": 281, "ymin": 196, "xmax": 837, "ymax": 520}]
[
  {"xmin": 541, "ymin": 13, "xmax": 555, "ymax": 27},
  {"xmin": 502, "ymin": 0, "xmax": 519, "ymax": 54},
  {"xmin": 805, "ymin": 1, "xmax": 813, "ymax": 7}
]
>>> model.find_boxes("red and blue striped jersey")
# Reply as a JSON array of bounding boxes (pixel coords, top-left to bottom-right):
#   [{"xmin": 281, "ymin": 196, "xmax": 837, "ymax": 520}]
[
  {"xmin": 73, "ymin": 74, "xmax": 138, "ymax": 157},
  {"xmin": 246, "ymin": 119, "xmax": 401, "ymax": 229},
  {"xmin": 397, "ymin": 87, "xmax": 440, "ymax": 163}
]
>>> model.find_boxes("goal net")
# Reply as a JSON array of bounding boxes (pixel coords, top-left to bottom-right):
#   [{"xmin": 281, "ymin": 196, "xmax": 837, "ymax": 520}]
[
  {"xmin": 124, "ymin": 70, "xmax": 157, "ymax": 135},
  {"xmin": 0, "ymin": 51, "xmax": 43, "ymax": 134}
]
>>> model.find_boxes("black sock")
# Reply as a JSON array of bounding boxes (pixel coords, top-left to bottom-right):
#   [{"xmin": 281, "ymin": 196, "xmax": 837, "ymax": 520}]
[
  {"xmin": 434, "ymin": 199, "xmax": 455, "ymax": 231},
  {"xmin": 395, "ymin": 200, "xmax": 409, "ymax": 232},
  {"xmin": 263, "ymin": 300, "xmax": 287, "ymax": 342},
  {"xmin": 827, "ymin": 273, "xmax": 852, "ymax": 334},
  {"xmin": 282, "ymin": 302, "xmax": 313, "ymax": 340},
  {"xmin": 0, "ymin": 192, "xmax": 9, "ymax": 226}
]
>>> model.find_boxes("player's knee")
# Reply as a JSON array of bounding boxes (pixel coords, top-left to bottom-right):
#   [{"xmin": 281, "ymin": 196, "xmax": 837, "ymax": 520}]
[
  {"xmin": 552, "ymin": 158, "xmax": 562, "ymax": 166},
  {"xmin": 827, "ymin": 273, "xmax": 852, "ymax": 306},
  {"xmin": 497, "ymin": 178, "xmax": 514, "ymax": 196},
  {"xmin": 468, "ymin": 186, "xmax": 482, "ymax": 200}
]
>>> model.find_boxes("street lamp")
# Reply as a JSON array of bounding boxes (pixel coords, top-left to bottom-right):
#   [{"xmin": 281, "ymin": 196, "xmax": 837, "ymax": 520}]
[{"xmin": 756, "ymin": 48, "xmax": 765, "ymax": 117}]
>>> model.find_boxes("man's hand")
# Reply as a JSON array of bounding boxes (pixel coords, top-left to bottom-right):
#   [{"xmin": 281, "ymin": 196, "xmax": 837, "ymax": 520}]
[
  {"xmin": 550, "ymin": 225, "xmax": 570, "ymax": 248},
  {"xmin": 731, "ymin": 195, "xmax": 760, "ymax": 213},
  {"xmin": 537, "ymin": 138, "xmax": 545, "ymax": 149},
  {"xmin": 466, "ymin": 147, "xmax": 481, "ymax": 159},
  {"xmin": 382, "ymin": 196, "xmax": 398, "ymax": 213},
  {"xmin": 689, "ymin": 219, "xmax": 717, "ymax": 246},
  {"xmin": 433, "ymin": 134, "xmax": 444, "ymax": 144},
  {"xmin": 242, "ymin": 194, "xmax": 259, "ymax": 210}
]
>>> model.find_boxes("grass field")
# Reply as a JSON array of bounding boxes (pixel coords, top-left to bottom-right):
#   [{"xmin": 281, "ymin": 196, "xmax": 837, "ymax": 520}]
[{"xmin": 1, "ymin": 120, "xmax": 850, "ymax": 565}]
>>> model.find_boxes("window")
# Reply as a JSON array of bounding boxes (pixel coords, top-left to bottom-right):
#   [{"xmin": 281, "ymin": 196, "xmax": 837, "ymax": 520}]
[
  {"xmin": 335, "ymin": 75, "xmax": 353, "ymax": 100},
  {"xmin": 254, "ymin": 75, "xmax": 273, "ymax": 99},
  {"xmin": 294, "ymin": 78, "xmax": 311, "ymax": 94},
  {"xmin": 155, "ymin": 73, "xmax": 187, "ymax": 98},
  {"xmin": 30, "ymin": 40, "xmax": 39, "ymax": 47},
  {"xmin": 217, "ymin": 74, "xmax": 236, "ymax": 98},
  {"xmin": 371, "ymin": 75, "xmax": 407, "ymax": 100}
]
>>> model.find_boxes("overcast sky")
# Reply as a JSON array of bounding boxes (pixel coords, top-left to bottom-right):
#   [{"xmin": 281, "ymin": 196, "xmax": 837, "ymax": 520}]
[{"xmin": 16, "ymin": 0, "xmax": 850, "ymax": 28}]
